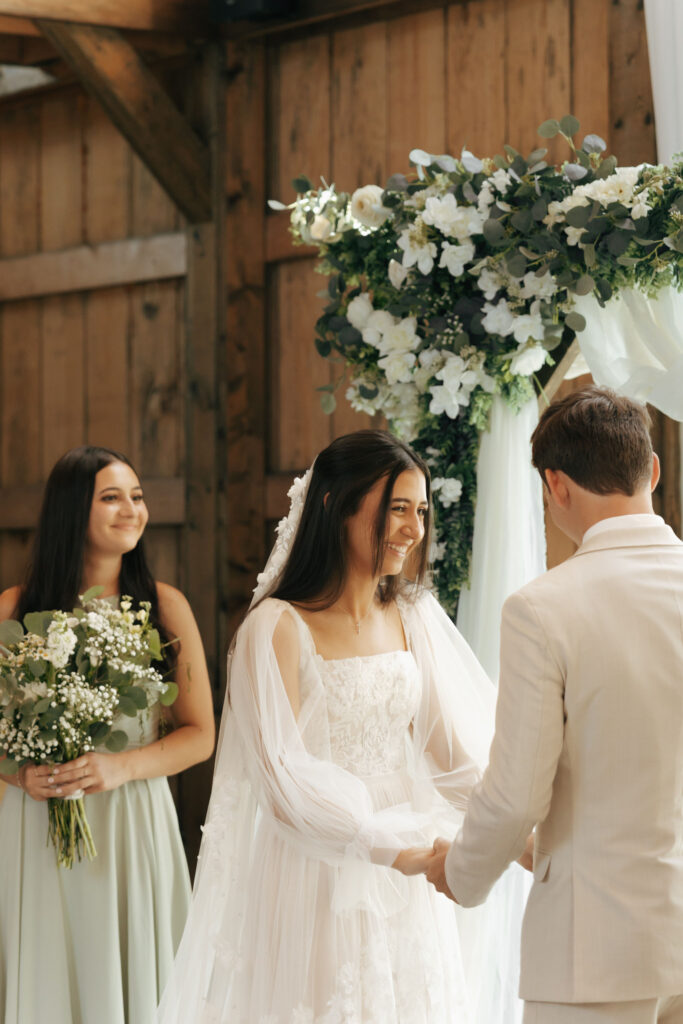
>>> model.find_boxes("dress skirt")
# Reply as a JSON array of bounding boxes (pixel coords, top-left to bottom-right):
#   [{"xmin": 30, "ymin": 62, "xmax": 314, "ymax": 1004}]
[{"xmin": 0, "ymin": 777, "xmax": 190, "ymax": 1024}]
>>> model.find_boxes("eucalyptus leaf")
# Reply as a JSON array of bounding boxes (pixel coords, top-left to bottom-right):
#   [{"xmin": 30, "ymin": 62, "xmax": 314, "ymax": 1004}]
[
  {"xmin": 594, "ymin": 155, "xmax": 617, "ymax": 179},
  {"xmin": 506, "ymin": 252, "xmax": 527, "ymax": 278},
  {"xmin": 595, "ymin": 278, "xmax": 613, "ymax": 302},
  {"xmin": 267, "ymin": 199, "xmax": 289, "ymax": 211},
  {"xmin": 583, "ymin": 243, "xmax": 597, "ymax": 268},
  {"xmin": 33, "ymin": 697, "xmax": 52, "ymax": 714},
  {"xmin": 531, "ymin": 198, "xmax": 548, "ymax": 221},
  {"xmin": 0, "ymin": 619, "xmax": 24, "ymax": 646},
  {"xmin": 23, "ymin": 611, "xmax": 52, "ymax": 638},
  {"xmin": 582, "ymin": 133, "xmax": 607, "ymax": 154},
  {"xmin": 573, "ymin": 274, "xmax": 595, "ymax": 296},
  {"xmin": 538, "ymin": 119, "xmax": 561, "ymax": 139},
  {"xmin": 527, "ymin": 147, "xmax": 548, "ymax": 164},
  {"xmin": 106, "ymin": 730, "xmax": 129, "ymax": 753},
  {"xmin": 565, "ymin": 204, "xmax": 592, "ymax": 228},
  {"xmin": 565, "ymin": 311, "xmax": 587, "ymax": 333},
  {"xmin": 80, "ymin": 585, "xmax": 104, "ymax": 604},
  {"xmin": 559, "ymin": 114, "xmax": 580, "ymax": 137},
  {"xmin": 320, "ymin": 392, "xmax": 336, "ymax": 415},
  {"xmin": 26, "ymin": 658, "xmax": 48, "ymax": 677},
  {"xmin": 616, "ymin": 255, "xmax": 641, "ymax": 267},
  {"xmin": 409, "ymin": 148, "xmax": 432, "ymax": 166},
  {"xmin": 607, "ymin": 231, "xmax": 630, "ymax": 256},
  {"xmin": 461, "ymin": 150, "xmax": 483, "ymax": 174},
  {"xmin": 160, "ymin": 681, "xmax": 179, "ymax": 707},
  {"xmin": 315, "ymin": 338, "xmax": 332, "ymax": 357},
  {"xmin": 359, "ymin": 383, "xmax": 379, "ymax": 399},
  {"xmin": 116, "ymin": 695, "xmax": 139, "ymax": 718},
  {"xmin": 291, "ymin": 174, "xmax": 313, "ymax": 194},
  {"xmin": 89, "ymin": 721, "xmax": 111, "ymax": 743},
  {"xmin": 338, "ymin": 325, "xmax": 362, "ymax": 347},
  {"xmin": 122, "ymin": 686, "xmax": 148, "ymax": 710},
  {"xmin": 483, "ymin": 218, "xmax": 506, "ymax": 245},
  {"xmin": 493, "ymin": 154, "xmax": 507, "ymax": 170},
  {"xmin": 564, "ymin": 163, "xmax": 588, "ymax": 182},
  {"xmin": 385, "ymin": 173, "xmax": 408, "ymax": 191},
  {"xmin": 435, "ymin": 154, "xmax": 457, "ymax": 173},
  {"xmin": 462, "ymin": 181, "xmax": 477, "ymax": 203}
]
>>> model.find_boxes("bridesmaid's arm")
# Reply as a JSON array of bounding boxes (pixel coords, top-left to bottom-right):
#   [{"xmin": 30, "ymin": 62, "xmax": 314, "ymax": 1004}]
[
  {"xmin": 0, "ymin": 586, "xmax": 25, "ymax": 790},
  {"xmin": 56, "ymin": 582, "xmax": 215, "ymax": 794}
]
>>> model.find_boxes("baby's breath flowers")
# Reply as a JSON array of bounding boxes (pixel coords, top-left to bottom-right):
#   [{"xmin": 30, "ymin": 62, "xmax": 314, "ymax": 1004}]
[{"xmin": 0, "ymin": 588, "xmax": 177, "ymax": 868}]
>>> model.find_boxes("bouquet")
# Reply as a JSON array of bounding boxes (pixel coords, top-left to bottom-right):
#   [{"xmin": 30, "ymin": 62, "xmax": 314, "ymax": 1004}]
[{"xmin": 0, "ymin": 587, "xmax": 178, "ymax": 868}]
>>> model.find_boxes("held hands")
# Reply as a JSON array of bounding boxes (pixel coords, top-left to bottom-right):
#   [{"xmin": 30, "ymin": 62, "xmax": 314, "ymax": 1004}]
[
  {"xmin": 19, "ymin": 752, "xmax": 131, "ymax": 802},
  {"xmin": 392, "ymin": 837, "xmax": 458, "ymax": 902}
]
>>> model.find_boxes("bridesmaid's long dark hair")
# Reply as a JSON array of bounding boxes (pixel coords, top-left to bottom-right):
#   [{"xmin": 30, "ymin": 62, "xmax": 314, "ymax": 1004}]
[
  {"xmin": 269, "ymin": 430, "xmax": 432, "ymax": 608},
  {"xmin": 17, "ymin": 447, "xmax": 169, "ymax": 663}
]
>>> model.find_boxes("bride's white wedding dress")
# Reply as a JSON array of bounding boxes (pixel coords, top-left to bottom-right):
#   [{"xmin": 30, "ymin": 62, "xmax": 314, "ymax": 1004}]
[{"xmin": 158, "ymin": 591, "xmax": 518, "ymax": 1023}]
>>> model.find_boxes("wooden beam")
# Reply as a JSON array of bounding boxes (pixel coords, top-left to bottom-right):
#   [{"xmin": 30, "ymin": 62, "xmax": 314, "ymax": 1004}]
[
  {"xmin": 0, "ymin": 232, "xmax": 186, "ymax": 302},
  {"xmin": 0, "ymin": 2, "xmax": 206, "ymax": 33},
  {"xmin": 0, "ymin": 13, "xmax": 38, "ymax": 34},
  {"xmin": 537, "ymin": 338, "xmax": 581, "ymax": 411},
  {"xmin": 36, "ymin": 21, "xmax": 212, "ymax": 222},
  {"xmin": 0, "ymin": 477, "xmax": 186, "ymax": 529}
]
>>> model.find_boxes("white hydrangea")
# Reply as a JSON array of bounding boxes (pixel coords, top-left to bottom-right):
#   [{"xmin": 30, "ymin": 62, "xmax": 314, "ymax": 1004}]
[
  {"xmin": 378, "ymin": 349, "xmax": 416, "ymax": 384},
  {"xmin": 432, "ymin": 477, "xmax": 464, "ymax": 507},
  {"xmin": 439, "ymin": 241, "xmax": 475, "ymax": 278},
  {"xmin": 481, "ymin": 298, "xmax": 516, "ymax": 337},
  {"xmin": 510, "ymin": 341, "xmax": 547, "ymax": 376},
  {"xmin": 397, "ymin": 220, "xmax": 438, "ymax": 274},
  {"xmin": 362, "ymin": 309, "xmax": 395, "ymax": 348},
  {"xmin": 346, "ymin": 293, "xmax": 374, "ymax": 330}
]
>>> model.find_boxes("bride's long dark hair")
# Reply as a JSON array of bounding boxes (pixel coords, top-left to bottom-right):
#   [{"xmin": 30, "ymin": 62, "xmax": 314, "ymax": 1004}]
[
  {"xmin": 269, "ymin": 430, "xmax": 432, "ymax": 608},
  {"xmin": 16, "ymin": 447, "xmax": 168, "ymax": 659}
]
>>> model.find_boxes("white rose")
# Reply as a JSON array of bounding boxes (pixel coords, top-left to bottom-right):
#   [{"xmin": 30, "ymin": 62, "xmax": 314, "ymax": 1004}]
[
  {"xmin": 346, "ymin": 293, "xmax": 373, "ymax": 330},
  {"xmin": 309, "ymin": 214, "xmax": 332, "ymax": 241},
  {"xmin": 377, "ymin": 316, "xmax": 419, "ymax": 354},
  {"xmin": 350, "ymin": 185, "xmax": 390, "ymax": 228},
  {"xmin": 509, "ymin": 342, "xmax": 547, "ymax": 376}
]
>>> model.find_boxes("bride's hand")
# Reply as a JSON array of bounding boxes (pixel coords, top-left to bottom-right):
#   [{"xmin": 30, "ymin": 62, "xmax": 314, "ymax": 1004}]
[{"xmin": 392, "ymin": 847, "xmax": 433, "ymax": 876}]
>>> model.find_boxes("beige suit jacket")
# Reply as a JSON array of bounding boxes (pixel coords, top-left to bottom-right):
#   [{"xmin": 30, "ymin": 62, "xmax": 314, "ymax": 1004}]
[{"xmin": 445, "ymin": 514, "xmax": 683, "ymax": 1003}]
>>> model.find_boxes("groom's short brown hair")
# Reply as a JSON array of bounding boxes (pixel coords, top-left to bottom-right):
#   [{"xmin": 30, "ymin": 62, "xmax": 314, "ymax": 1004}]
[{"xmin": 531, "ymin": 385, "xmax": 653, "ymax": 496}]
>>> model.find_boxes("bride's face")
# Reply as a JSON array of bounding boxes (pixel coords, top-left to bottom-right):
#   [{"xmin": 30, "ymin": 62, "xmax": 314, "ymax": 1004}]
[{"xmin": 345, "ymin": 468, "xmax": 428, "ymax": 577}]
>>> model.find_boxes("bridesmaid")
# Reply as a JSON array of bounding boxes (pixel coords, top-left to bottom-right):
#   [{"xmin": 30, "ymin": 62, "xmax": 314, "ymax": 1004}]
[{"xmin": 0, "ymin": 445, "xmax": 215, "ymax": 1024}]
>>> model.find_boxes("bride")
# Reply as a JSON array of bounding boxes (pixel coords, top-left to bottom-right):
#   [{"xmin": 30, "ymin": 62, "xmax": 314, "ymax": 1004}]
[{"xmin": 159, "ymin": 429, "xmax": 519, "ymax": 1023}]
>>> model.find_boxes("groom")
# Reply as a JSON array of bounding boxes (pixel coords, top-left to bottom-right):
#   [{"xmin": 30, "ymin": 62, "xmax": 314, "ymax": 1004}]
[{"xmin": 427, "ymin": 385, "xmax": 683, "ymax": 1022}]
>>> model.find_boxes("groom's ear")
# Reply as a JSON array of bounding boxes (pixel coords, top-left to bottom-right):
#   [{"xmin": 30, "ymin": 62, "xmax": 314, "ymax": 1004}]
[{"xmin": 545, "ymin": 469, "xmax": 571, "ymax": 508}]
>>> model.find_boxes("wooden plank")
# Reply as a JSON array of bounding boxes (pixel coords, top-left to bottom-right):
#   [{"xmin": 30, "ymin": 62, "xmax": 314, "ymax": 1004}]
[
  {"xmin": 225, "ymin": 36, "xmax": 267, "ymax": 640},
  {"xmin": 265, "ymin": 211, "xmax": 316, "ymax": 264},
  {"xmin": 571, "ymin": 0, "xmax": 609, "ymax": 148},
  {"xmin": 609, "ymin": 0, "xmax": 656, "ymax": 166},
  {"xmin": 0, "ymin": 105, "xmax": 40, "ymax": 256},
  {"xmin": 329, "ymin": 20, "xmax": 385, "ymax": 438},
  {"xmin": 128, "ymin": 280, "xmax": 183, "ymax": 478},
  {"xmin": 505, "ymin": 0, "xmax": 571, "ymax": 164},
  {"xmin": 84, "ymin": 288, "xmax": 130, "ymax": 452},
  {"xmin": 270, "ymin": 259, "xmax": 331, "ymax": 469},
  {"xmin": 0, "ymin": 477, "xmax": 186, "ymax": 529},
  {"xmin": 41, "ymin": 293, "xmax": 85, "ymax": 473},
  {"xmin": 269, "ymin": 32, "xmax": 331, "ymax": 199},
  {"xmin": 0, "ymin": 14, "xmax": 38, "ymax": 33},
  {"xmin": 1, "ymin": 1, "xmax": 206, "ymax": 33},
  {"xmin": 83, "ymin": 97, "xmax": 131, "ymax": 244},
  {"xmin": 40, "ymin": 91, "xmax": 83, "ymax": 250},
  {"xmin": 0, "ymin": 233, "xmax": 187, "ymax": 301},
  {"xmin": 331, "ymin": 21, "xmax": 386, "ymax": 188},
  {"xmin": 387, "ymin": 8, "xmax": 446, "ymax": 172},
  {"xmin": 537, "ymin": 337, "xmax": 580, "ymax": 408},
  {"xmin": 36, "ymin": 21, "xmax": 211, "ymax": 222},
  {"xmin": 447, "ymin": 0, "xmax": 506, "ymax": 157}
]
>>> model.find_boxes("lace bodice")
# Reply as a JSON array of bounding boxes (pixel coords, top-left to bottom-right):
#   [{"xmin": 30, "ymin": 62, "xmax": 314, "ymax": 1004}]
[{"xmin": 317, "ymin": 651, "xmax": 420, "ymax": 777}]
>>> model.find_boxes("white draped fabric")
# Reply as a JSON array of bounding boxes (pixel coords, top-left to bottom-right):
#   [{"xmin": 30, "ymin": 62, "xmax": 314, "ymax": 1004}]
[
  {"xmin": 455, "ymin": 395, "xmax": 545, "ymax": 1024},
  {"xmin": 572, "ymin": 288, "xmax": 683, "ymax": 421}
]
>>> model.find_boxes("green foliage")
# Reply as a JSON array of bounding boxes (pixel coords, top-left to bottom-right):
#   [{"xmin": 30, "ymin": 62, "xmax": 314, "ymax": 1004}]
[{"xmin": 278, "ymin": 117, "xmax": 683, "ymax": 612}]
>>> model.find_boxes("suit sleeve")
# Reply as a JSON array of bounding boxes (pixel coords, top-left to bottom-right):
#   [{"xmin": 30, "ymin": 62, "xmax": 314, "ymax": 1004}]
[{"xmin": 445, "ymin": 588, "xmax": 565, "ymax": 906}]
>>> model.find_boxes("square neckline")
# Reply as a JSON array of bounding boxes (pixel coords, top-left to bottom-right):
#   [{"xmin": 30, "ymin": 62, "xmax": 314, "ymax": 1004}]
[{"xmin": 283, "ymin": 599, "xmax": 412, "ymax": 664}]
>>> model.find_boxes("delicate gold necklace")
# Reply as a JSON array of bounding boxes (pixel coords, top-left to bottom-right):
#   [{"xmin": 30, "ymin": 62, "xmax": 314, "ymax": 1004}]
[{"xmin": 336, "ymin": 599, "xmax": 374, "ymax": 635}]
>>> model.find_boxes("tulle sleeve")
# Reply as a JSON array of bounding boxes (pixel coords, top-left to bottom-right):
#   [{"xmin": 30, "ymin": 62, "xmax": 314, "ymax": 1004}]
[
  {"xmin": 405, "ymin": 590, "xmax": 496, "ymax": 810},
  {"xmin": 228, "ymin": 597, "xmax": 425, "ymax": 866}
]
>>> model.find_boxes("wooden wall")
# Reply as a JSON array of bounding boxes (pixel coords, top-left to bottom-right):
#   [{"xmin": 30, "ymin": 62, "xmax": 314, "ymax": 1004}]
[{"xmin": 0, "ymin": 56, "xmax": 222, "ymax": 861}]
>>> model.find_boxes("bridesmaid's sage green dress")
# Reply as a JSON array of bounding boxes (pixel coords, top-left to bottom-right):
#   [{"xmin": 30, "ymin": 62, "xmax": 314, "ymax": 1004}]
[{"xmin": 0, "ymin": 701, "xmax": 191, "ymax": 1024}]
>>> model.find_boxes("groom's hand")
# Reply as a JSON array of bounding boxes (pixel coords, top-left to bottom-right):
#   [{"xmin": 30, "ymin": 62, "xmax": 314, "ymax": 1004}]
[{"xmin": 426, "ymin": 837, "xmax": 458, "ymax": 902}]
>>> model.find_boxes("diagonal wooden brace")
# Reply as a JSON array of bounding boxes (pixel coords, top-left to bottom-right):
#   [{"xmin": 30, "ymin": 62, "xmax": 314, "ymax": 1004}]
[{"xmin": 36, "ymin": 19, "xmax": 212, "ymax": 223}]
